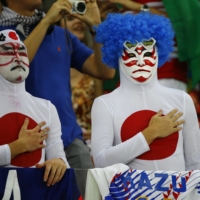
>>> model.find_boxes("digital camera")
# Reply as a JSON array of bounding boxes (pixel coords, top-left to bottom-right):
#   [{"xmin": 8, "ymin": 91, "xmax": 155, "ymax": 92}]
[{"xmin": 70, "ymin": 0, "xmax": 86, "ymax": 15}]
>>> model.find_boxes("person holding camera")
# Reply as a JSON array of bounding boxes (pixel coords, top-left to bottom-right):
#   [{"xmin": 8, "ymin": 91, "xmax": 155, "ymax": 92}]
[{"xmin": 0, "ymin": 0, "xmax": 114, "ymax": 197}]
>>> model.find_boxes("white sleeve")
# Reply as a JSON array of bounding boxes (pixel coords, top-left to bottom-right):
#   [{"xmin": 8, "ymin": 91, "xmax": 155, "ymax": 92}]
[
  {"xmin": 183, "ymin": 93, "xmax": 200, "ymax": 170},
  {"xmin": 0, "ymin": 144, "xmax": 11, "ymax": 166},
  {"xmin": 45, "ymin": 104, "xmax": 70, "ymax": 168},
  {"xmin": 91, "ymin": 98, "xmax": 150, "ymax": 168}
]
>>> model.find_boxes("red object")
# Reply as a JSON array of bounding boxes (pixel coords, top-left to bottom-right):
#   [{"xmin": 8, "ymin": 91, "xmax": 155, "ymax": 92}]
[
  {"xmin": 158, "ymin": 58, "xmax": 188, "ymax": 83},
  {"xmin": 0, "ymin": 113, "xmax": 42, "ymax": 167},
  {"xmin": 8, "ymin": 31, "xmax": 18, "ymax": 40},
  {"xmin": 121, "ymin": 110, "xmax": 179, "ymax": 160}
]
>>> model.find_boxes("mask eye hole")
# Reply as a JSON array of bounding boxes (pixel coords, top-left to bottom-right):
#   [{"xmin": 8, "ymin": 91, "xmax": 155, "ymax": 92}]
[
  {"xmin": 142, "ymin": 38, "xmax": 156, "ymax": 49},
  {"xmin": 1, "ymin": 45, "xmax": 13, "ymax": 52},
  {"xmin": 128, "ymin": 53, "xmax": 136, "ymax": 58},
  {"xmin": 144, "ymin": 52, "xmax": 152, "ymax": 57},
  {"xmin": 124, "ymin": 41, "xmax": 137, "ymax": 49}
]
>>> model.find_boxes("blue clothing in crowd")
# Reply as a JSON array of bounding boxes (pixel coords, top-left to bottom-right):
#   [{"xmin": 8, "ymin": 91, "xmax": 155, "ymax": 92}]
[{"xmin": 0, "ymin": 25, "xmax": 93, "ymax": 148}]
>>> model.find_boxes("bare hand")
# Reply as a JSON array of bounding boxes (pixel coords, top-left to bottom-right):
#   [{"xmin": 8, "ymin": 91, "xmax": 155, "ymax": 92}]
[
  {"xmin": 35, "ymin": 158, "xmax": 67, "ymax": 186},
  {"xmin": 149, "ymin": 109, "xmax": 185, "ymax": 139},
  {"xmin": 71, "ymin": 0, "xmax": 101, "ymax": 29},
  {"xmin": 18, "ymin": 118, "xmax": 49, "ymax": 152},
  {"xmin": 98, "ymin": 2, "xmax": 120, "ymax": 21},
  {"xmin": 43, "ymin": 0, "xmax": 72, "ymax": 26}
]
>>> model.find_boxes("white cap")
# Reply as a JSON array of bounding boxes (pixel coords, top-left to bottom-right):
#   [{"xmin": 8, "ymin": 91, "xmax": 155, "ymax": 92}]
[{"xmin": 0, "ymin": 29, "xmax": 25, "ymax": 47}]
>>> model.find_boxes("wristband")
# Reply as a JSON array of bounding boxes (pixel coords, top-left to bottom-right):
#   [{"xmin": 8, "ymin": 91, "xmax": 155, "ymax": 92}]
[
  {"xmin": 140, "ymin": 4, "xmax": 150, "ymax": 12},
  {"xmin": 89, "ymin": 29, "xmax": 96, "ymax": 36}
]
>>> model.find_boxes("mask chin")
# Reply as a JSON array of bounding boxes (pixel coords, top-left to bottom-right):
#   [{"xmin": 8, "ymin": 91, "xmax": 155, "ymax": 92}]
[{"xmin": 0, "ymin": 69, "xmax": 29, "ymax": 84}]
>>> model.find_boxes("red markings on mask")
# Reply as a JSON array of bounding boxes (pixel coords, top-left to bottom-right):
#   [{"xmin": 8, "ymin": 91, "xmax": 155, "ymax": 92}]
[
  {"xmin": 8, "ymin": 32, "xmax": 18, "ymax": 40},
  {"xmin": 0, "ymin": 57, "xmax": 29, "ymax": 68},
  {"xmin": 135, "ymin": 46, "xmax": 145, "ymax": 55},
  {"xmin": 150, "ymin": 46, "xmax": 156, "ymax": 58},
  {"xmin": 122, "ymin": 49, "xmax": 131, "ymax": 61},
  {"xmin": 0, "ymin": 52, "xmax": 28, "ymax": 57},
  {"xmin": 131, "ymin": 75, "xmax": 151, "ymax": 82},
  {"xmin": 16, "ymin": 76, "xmax": 22, "ymax": 81},
  {"xmin": 144, "ymin": 59, "xmax": 155, "ymax": 67},
  {"xmin": 21, "ymin": 61, "xmax": 29, "ymax": 68},
  {"xmin": 125, "ymin": 60, "xmax": 138, "ymax": 67},
  {"xmin": 122, "ymin": 50, "xmax": 137, "ymax": 67},
  {"xmin": 0, "ymin": 57, "xmax": 16, "ymax": 67}
]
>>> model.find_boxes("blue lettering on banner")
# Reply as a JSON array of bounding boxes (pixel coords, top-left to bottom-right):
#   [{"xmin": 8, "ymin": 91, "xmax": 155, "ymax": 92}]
[
  {"xmin": 107, "ymin": 170, "xmax": 189, "ymax": 200},
  {"xmin": 122, "ymin": 174, "xmax": 135, "ymax": 188},
  {"xmin": 172, "ymin": 175, "xmax": 186, "ymax": 192},
  {"xmin": 155, "ymin": 173, "xmax": 169, "ymax": 191},
  {"xmin": 136, "ymin": 172, "xmax": 186, "ymax": 192},
  {"xmin": 138, "ymin": 172, "xmax": 153, "ymax": 190}
]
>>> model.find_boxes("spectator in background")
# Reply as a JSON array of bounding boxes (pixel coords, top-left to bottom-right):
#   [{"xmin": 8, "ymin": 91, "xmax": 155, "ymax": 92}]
[
  {"xmin": 59, "ymin": 16, "xmax": 103, "ymax": 148},
  {"xmin": 97, "ymin": 1, "xmax": 121, "ymax": 94}
]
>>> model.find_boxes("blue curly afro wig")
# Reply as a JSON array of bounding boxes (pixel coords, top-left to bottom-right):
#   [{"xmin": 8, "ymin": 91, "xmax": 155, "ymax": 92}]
[{"xmin": 95, "ymin": 12, "xmax": 174, "ymax": 69}]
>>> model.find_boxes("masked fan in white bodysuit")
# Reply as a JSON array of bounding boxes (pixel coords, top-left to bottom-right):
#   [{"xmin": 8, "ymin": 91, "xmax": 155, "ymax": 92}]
[
  {"xmin": 91, "ymin": 13, "xmax": 200, "ymax": 171},
  {"xmin": 0, "ymin": 30, "xmax": 69, "ymax": 186}
]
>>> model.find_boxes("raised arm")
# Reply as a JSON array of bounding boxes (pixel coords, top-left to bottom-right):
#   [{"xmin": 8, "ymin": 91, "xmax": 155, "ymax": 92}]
[
  {"xmin": 24, "ymin": 0, "xmax": 72, "ymax": 62},
  {"xmin": 69, "ymin": 0, "xmax": 115, "ymax": 80},
  {"xmin": 108, "ymin": 0, "xmax": 168, "ymax": 17}
]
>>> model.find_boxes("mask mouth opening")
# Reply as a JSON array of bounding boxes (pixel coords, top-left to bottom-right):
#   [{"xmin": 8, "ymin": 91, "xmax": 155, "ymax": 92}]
[{"xmin": 11, "ymin": 65, "xmax": 26, "ymax": 71}]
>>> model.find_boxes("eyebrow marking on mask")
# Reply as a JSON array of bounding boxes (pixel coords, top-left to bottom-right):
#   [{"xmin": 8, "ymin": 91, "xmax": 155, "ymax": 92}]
[
  {"xmin": 122, "ymin": 49, "xmax": 131, "ymax": 61},
  {"xmin": 135, "ymin": 46, "xmax": 145, "ymax": 55}
]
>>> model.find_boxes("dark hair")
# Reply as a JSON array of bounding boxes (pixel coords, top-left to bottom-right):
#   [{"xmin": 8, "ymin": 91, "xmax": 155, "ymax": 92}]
[{"xmin": 1, "ymin": 0, "xmax": 7, "ymax": 6}]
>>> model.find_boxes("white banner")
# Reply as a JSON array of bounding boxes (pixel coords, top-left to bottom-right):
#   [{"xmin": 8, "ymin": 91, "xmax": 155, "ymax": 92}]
[{"xmin": 86, "ymin": 164, "xmax": 200, "ymax": 200}]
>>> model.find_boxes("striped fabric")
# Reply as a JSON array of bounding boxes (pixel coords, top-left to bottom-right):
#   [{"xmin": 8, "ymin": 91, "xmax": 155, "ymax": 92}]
[{"xmin": 0, "ymin": 6, "xmax": 44, "ymax": 37}]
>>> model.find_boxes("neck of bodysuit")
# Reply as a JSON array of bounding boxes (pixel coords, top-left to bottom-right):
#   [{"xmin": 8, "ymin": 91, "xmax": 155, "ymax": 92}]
[{"xmin": 0, "ymin": 74, "xmax": 26, "ymax": 96}]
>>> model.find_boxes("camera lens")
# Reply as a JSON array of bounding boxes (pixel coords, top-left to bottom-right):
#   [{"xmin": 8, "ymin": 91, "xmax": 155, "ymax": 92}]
[{"xmin": 77, "ymin": 2, "xmax": 86, "ymax": 13}]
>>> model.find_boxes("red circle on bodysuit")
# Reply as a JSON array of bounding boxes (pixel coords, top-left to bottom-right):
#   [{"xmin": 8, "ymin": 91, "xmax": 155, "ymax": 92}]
[
  {"xmin": 8, "ymin": 32, "xmax": 18, "ymax": 40},
  {"xmin": 0, "ymin": 113, "xmax": 42, "ymax": 167},
  {"xmin": 121, "ymin": 110, "xmax": 179, "ymax": 160}
]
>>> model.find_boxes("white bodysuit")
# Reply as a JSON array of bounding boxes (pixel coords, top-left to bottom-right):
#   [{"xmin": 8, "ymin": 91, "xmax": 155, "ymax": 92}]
[
  {"xmin": 91, "ymin": 67, "xmax": 200, "ymax": 171},
  {"xmin": 0, "ymin": 75, "xmax": 69, "ymax": 168}
]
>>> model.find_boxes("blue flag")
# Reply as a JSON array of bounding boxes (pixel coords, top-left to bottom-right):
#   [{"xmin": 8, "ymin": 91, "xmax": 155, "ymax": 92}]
[{"xmin": 0, "ymin": 168, "xmax": 81, "ymax": 200}]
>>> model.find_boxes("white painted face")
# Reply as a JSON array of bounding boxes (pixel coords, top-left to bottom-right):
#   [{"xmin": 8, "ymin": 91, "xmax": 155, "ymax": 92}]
[
  {"xmin": 120, "ymin": 38, "xmax": 158, "ymax": 84},
  {"xmin": 0, "ymin": 42, "xmax": 29, "ymax": 83}
]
